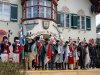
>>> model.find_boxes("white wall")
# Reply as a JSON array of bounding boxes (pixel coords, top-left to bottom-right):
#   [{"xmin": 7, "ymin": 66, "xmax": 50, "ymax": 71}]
[
  {"xmin": 0, "ymin": 0, "xmax": 22, "ymax": 43},
  {"xmin": 58, "ymin": 0, "xmax": 96, "ymax": 42}
]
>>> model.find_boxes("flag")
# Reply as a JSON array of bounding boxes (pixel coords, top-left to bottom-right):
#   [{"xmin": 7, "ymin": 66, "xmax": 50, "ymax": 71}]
[
  {"xmin": 44, "ymin": 44, "xmax": 51, "ymax": 65},
  {"xmin": 19, "ymin": 26, "xmax": 25, "ymax": 60}
]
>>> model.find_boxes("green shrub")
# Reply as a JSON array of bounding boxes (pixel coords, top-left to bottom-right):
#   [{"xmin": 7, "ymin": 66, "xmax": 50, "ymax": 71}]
[{"xmin": 0, "ymin": 62, "xmax": 26, "ymax": 75}]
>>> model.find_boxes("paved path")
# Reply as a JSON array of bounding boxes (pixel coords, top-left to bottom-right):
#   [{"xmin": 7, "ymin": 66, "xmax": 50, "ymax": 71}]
[{"xmin": 26, "ymin": 69, "xmax": 100, "ymax": 75}]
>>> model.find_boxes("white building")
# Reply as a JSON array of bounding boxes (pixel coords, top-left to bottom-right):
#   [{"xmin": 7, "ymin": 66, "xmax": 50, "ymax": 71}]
[{"xmin": 0, "ymin": 0, "xmax": 100, "ymax": 43}]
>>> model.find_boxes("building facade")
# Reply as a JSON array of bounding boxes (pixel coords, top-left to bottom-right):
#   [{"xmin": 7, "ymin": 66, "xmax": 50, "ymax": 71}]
[{"xmin": 0, "ymin": 0, "xmax": 100, "ymax": 43}]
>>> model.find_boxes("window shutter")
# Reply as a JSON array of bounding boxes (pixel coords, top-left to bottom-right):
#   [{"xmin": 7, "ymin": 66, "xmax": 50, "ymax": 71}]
[
  {"xmin": 71, "ymin": 14, "xmax": 78, "ymax": 29},
  {"xmin": 86, "ymin": 16, "xmax": 91, "ymax": 31},
  {"xmin": 10, "ymin": 4, "xmax": 18, "ymax": 22},
  {"xmin": 57, "ymin": 13, "xmax": 61, "ymax": 27}
]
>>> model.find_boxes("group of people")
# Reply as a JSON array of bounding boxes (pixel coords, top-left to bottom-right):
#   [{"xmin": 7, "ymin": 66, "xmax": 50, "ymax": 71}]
[
  {"xmin": 0, "ymin": 36, "xmax": 97, "ymax": 70},
  {"xmin": 24, "ymin": 35, "xmax": 97, "ymax": 70},
  {"xmin": 0, "ymin": 36, "xmax": 24, "ymax": 63}
]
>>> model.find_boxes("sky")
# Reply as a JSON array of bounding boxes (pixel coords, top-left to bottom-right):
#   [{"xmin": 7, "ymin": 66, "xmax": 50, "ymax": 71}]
[{"xmin": 96, "ymin": 14, "xmax": 100, "ymax": 26}]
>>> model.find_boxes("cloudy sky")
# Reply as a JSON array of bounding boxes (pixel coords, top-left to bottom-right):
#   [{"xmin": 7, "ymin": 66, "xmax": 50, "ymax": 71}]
[{"xmin": 96, "ymin": 14, "xmax": 100, "ymax": 26}]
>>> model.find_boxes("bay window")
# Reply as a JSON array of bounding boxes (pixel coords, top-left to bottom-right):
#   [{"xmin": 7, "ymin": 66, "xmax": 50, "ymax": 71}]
[{"xmin": 24, "ymin": 0, "xmax": 57, "ymax": 21}]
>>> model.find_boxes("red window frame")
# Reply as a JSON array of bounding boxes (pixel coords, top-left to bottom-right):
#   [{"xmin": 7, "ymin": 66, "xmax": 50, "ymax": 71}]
[{"xmin": 22, "ymin": 0, "xmax": 57, "ymax": 23}]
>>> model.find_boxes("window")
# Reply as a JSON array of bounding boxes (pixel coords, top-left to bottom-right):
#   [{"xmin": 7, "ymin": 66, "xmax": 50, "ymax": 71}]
[
  {"xmin": 66, "ymin": 14, "xmax": 70, "ymax": 27},
  {"xmin": 26, "ymin": 7, "xmax": 32, "ymax": 18},
  {"xmin": 33, "ymin": 6, "xmax": 38, "ymax": 17},
  {"xmin": 77, "ymin": 16, "xmax": 81, "ymax": 29},
  {"xmin": 81, "ymin": 16, "xmax": 85, "ymax": 29},
  {"xmin": 57, "ymin": 12, "xmax": 70, "ymax": 27},
  {"xmin": 60, "ymin": 13, "xmax": 64, "ymax": 27},
  {"xmin": 33, "ymin": 0, "xmax": 38, "ymax": 6},
  {"xmin": 25, "ymin": 0, "xmax": 57, "ymax": 21},
  {"xmin": 77, "ymin": 16, "xmax": 86, "ymax": 30},
  {"xmin": 0, "ymin": 3, "xmax": 10, "ymax": 21}
]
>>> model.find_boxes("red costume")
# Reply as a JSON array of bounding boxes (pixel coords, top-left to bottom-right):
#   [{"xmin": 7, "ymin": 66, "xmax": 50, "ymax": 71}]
[
  {"xmin": 35, "ymin": 41, "xmax": 42, "ymax": 66},
  {"xmin": 68, "ymin": 46, "xmax": 74, "ymax": 64},
  {"xmin": 2, "ymin": 43, "xmax": 10, "ymax": 54},
  {"xmin": 1, "ymin": 42, "xmax": 11, "ymax": 62},
  {"xmin": 13, "ymin": 43, "xmax": 23, "ymax": 63}
]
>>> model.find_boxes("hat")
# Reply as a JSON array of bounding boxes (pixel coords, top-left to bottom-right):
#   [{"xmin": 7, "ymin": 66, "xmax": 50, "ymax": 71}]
[
  {"xmin": 3, "ymin": 36, "xmax": 8, "ymax": 41},
  {"xmin": 14, "ymin": 37, "xmax": 19, "ymax": 42}
]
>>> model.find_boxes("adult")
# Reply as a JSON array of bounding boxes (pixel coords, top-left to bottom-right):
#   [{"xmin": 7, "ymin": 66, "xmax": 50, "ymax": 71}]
[
  {"xmin": 67, "ymin": 42, "xmax": 74, "ymax": 70},
  {"xmin": 24, "ymin": 37, "xmax": 33, "ymax": 70},
  {"xmin": 12, "ymin": 37, "xmax": 23, "ymax": 63},
  {"xmin": 1, "ymin": 36, "xmax": 11, "ymax": 62}
]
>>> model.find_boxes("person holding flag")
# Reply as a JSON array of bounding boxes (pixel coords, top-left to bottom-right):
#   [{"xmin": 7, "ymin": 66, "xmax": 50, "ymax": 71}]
[
  {"xmin": 35, "ymin": 36, "xmax": 42, "ymax": 69},
  {"xmin": 44, "ymin": 40, "xmax": 51, "ymax": 69},
  {"xmin": 19, "ymin": 26, "xmax": 25, "ymax": 63},
  {"xmin": 46, "ymin": 36, "xmax": 56, "ymax": 70}
]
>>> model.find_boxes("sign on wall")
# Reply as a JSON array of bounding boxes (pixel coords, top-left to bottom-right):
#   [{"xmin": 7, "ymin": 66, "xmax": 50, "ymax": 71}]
[{"xmin": 42, "ymin": 20, "xmax": 50, "ymax": 29}]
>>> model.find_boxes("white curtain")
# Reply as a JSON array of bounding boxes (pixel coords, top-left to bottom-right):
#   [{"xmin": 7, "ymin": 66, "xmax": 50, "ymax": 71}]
[
  {"xmin": 3, "ymin": 4, "xmax": 10, "ymax": 21},
  {"xmin": 0, "ymin": 3, "xmax": 10, "ymax": 21}
]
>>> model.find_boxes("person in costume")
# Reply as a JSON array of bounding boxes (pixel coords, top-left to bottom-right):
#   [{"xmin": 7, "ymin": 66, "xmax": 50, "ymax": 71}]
[
  {"xmin": 1, "ymin": 36, "xmax": 11, "ymax": 62},
  {"xmin": 81, "ymin": 41, "xmax": 87, "ymax": 69},
  {"xmin": 58, "ymin": 39, "xmax": 64, "ymax": 69},
  {"xmin": 63, "ymin": 41, "xmax": 69, "ymax": 70},
  {"xmin": 84, "ymin": 43, "xmax": 90, "ymax": 69},
  {"xmin": 67, "ymin": 42, "xmax": 74, "ymax": 70},
  {"xmin": 44, "ymin": 38, "xmax": 49, "ymax": 70},
  {"xmin": 55, "ymin": 40, "xmax": 59, "ymax": 70},
  {"xmin": 35, "ymin": 36, "xmax": 42, "ymax": 69},
  {"xmin": 73, "ymin": 42, "xmax": 79, "ymax": 69},
  {"xmin": 39, "ymin": 38, "xmax": 46, "ymax": 70},
  {"xmin": 89, "ymin": 39, "xmax": 97, "ymax": 69},
  {"xmin": 24, "ymin": 37, "xmax": 33, "ymax": 70},
  {"xmin": 12, "ymin": 37, "xmax": 23, "ymax": 63},
  {"xmin": 31, "ymin": 39, "xmax": 37, "ymax": 69},
  {"xmin": 77, "ymin": 42, "xmax": 84, "ymax": 69},
  {"xmin": 45, "ymin": 36, "xmax": 56, "ymax": 70}
]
